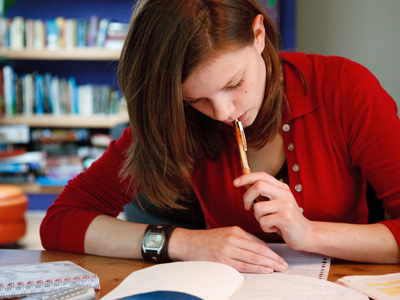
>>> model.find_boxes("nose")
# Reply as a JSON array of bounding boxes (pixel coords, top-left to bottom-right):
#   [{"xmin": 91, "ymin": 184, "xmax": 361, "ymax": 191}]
[{"xmin": 210, "ymin": 96, "xmax": 235, "ymax": 122}]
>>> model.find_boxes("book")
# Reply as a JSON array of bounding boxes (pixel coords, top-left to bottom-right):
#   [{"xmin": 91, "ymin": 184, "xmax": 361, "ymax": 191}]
[
  {"xmin": 9, "ymin": 16, "xmax": 24, "ymax": 49},
  {"xmin": 336, "ymin": 272, "xmax": 400, "ymax": 300},
  {"xmin": 33, "ymin": 19, "xmax": 45, "ymax": 49},
  {"xmin": 0, "ymin": 261, "xmax": 100, "ymax": 298},
  {"xmin": 55, "ymin": 17, "xmax": 66, "ymax": 48},
  {"xmin": 25, "ymin": 18, "xmax": 34, "ymax": 49},
  {"xmin": 65, "ymin": 18, "xmax": 77, "ymax": 48},
  {"xmin": 76, "ymin": 18, "xmax": 88, "ymax": 48},
  {"xmin": 0, "ymin": 162, "xmax": 29, "ymax": 173},
  {"xmin": 101, "ymin": 261, "xmax": 368, "ymax": 300},
  {"xmin": 87, "ymin": 15, "xmax": 99, "ymax": 47},
  {"xmin": 0, "ymin": 124, "xmax": 30, "ymax": 144},
  {"xmin": 35, "ymin": 74, "xmax": 44, "ymax": 115},
  {"xmin": 0, "ymin": 68, "xmax": 4, "ymax": 116},
  {"xmin": 46, "ymin": 19, "xmax": 59, "ymax": 49},
  {"xmin": 0, "ymin": 17, "xmax": 7, "ymax": 48},
  {"xmin": 22, "ymin": 73, "xmax": 34, "ymax": 115},
  {"xmin": 95, "ymin": 18, "xmax": 110, "ymax": 48},
  {"xmin": 2, "ymin": 65, "xmax": 15, "ymax": 116},
  {"xmin": 104, "ymin": 22, "xmax": 129, "ymax": 50}
]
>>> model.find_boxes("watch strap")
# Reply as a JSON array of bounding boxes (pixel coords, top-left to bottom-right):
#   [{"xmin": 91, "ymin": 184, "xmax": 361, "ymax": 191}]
[{"xmin": 141, "ymin": 223, "xmax": 177, "ymax": 263}]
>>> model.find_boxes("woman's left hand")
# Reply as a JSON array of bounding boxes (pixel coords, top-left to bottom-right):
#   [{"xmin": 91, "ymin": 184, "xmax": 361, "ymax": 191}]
[{"xmin": 233, "ymin": 172, "xmax": 313, "ymax": 251}]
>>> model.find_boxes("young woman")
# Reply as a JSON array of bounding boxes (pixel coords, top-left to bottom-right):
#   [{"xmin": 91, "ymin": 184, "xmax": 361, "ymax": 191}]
[{"xmin": 40, "ymin": 0, "xmax": 400, "ymax": 274}]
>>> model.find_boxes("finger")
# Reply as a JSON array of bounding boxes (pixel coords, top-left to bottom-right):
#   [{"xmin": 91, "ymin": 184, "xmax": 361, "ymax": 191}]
[
  {"xmin": 229, "ymin": 230, "xmax": 289, "ymax": 269},
  {"xmin": 229, "ymin": 252, "xmax": 288, "ymax": 274},
  {"xmin": 229, "ymin": 259, "xmax": 275, "ymax": 274},
  {"xmin": 242, "ymin": 181, "xmax": 288, "ymax": 210},
  {"xmin": 233, "ymin": 172, "xmax": 288, "ymax": 189}
]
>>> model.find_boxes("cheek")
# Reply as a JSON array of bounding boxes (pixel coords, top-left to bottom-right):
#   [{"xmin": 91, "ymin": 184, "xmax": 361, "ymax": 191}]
[{"xmin": 190, "ymin": 102, "xmax": 212, "ymax": 116}]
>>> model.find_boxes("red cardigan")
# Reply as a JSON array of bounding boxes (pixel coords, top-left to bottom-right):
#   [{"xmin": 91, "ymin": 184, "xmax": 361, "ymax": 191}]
[{"xmin": 40, "ymin": 52, "xmax": 400, "ymax": 254}]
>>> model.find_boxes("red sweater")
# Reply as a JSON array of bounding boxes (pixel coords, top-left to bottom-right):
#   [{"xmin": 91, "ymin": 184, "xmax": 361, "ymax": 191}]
[{"xmin": 40, "ymin": 53, "xmax": 400, "ymax": 254}]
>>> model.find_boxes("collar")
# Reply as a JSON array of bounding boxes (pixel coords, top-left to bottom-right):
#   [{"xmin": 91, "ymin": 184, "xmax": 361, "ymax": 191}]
[{"xmin": 279, "ymin": 52, "xmax": 321, "ymax": 121}]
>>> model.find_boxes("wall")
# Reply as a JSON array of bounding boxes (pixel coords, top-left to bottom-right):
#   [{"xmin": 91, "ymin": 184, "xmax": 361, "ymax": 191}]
[{"xmin": 296, "ymin": 0, "xmax": 400, "ymax": 113}]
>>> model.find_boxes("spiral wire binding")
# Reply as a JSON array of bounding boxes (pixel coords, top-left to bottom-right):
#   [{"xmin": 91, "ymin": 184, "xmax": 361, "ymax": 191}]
[{"xmin": 0, "ymin": 274, "xmax": 100, "ymax": 298}]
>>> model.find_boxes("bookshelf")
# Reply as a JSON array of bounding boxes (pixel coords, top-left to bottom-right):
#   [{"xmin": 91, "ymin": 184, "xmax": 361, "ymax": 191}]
[{"xmin": 0, "ymin": 0, "xmax": 132, "ymax": 207}]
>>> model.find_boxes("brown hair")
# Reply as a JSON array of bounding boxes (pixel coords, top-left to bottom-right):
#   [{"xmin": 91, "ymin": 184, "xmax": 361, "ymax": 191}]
[{"xmin": 118, "ymin": 0, "xmax": 284, "ymax": 209}]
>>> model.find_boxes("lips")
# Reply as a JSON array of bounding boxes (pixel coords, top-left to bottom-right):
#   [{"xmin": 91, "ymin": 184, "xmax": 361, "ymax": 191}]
[
  {"xmin": 225, "ymin": 112, "xmax": 248, "ymax": 126},
  {"xmin": 237, "ymin": 112, "xmax": 247, "ymax": 122}
]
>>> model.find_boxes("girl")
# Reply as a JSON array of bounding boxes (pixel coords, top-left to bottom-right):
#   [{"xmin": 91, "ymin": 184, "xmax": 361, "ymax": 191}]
[{"xmin": 41, "ymin": 0, "xmax": 400, "ymax": 273}]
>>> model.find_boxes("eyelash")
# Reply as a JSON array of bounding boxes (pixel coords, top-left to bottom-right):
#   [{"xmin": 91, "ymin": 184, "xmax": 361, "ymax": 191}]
[
  {"xmin": 185, "ymin": 80, "xmax": 244, "ymax": 105},
  {"xmin": 227, "ymin": 80, "xmax": 244, "ymax": 91}
]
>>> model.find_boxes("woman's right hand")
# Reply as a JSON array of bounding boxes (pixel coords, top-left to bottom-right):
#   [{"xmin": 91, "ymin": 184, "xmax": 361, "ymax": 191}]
[{"xmin": 168, "ymin": 226, "xmax": 288, "ymax": 274}]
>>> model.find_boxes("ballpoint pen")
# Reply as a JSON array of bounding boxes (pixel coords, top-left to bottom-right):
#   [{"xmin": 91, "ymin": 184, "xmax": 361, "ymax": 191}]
[{"xmin": 234, "ymin": 119, "xmax": 252, "ymax": 190}]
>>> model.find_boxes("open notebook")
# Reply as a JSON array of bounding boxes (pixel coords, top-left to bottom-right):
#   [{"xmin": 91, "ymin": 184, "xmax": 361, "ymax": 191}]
[{"xmin": 101, "ymin": 244, "xmax": 366, "ymax": 300}]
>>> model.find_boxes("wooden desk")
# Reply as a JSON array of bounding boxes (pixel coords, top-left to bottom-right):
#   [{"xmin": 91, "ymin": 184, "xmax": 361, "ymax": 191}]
[{"xmin": 1, "ymin": 249, "xmax": 399, "ymax": 299}]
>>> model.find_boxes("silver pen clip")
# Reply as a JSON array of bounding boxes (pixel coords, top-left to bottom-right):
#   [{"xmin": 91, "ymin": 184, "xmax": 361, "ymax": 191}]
[{"xmin": 236, "ymin": 119, "xmax": 247, "ymax": 152}]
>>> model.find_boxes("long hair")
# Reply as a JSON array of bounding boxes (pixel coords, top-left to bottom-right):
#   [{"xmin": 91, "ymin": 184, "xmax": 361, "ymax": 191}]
[{"xmin": 118, "ymin": 0, "xmax": 284, "ymax": 209}]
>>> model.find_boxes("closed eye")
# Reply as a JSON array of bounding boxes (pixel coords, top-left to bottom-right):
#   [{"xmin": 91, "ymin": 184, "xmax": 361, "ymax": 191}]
[
  {"xmin": 184, "ymin": 98, "xmax": 204, "ymax": 105},
  {"xmin": 226, "ymin": 80, "xmax": 243, "ymax": 91}
]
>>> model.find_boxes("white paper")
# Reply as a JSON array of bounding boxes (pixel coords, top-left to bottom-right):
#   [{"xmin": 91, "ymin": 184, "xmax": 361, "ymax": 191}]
[
  {"xmin": 231, "ymin": 274, "xmax": 368, "ymax": 300},
  {"xmin": 268, "ymin": 243, "xmax": 331, "ymax": 279},
  {"xmin": 337, "ymin": 272, "xmax": 400, "ymax": 300}
]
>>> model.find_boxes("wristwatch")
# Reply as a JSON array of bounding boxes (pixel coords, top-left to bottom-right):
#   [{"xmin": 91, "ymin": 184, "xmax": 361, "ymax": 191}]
[{"xmin": 141, "ymin": 224, "xmax": 177, "ymax": 263}]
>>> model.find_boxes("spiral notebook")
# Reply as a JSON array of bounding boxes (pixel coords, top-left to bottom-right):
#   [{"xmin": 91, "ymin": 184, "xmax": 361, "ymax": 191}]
[{"xmin": 0, "ymin": 261, "xmax": 100, "ymax": 297}]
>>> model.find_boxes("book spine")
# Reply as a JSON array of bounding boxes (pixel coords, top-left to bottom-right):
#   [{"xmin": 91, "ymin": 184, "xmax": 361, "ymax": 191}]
[
  {"xmin": 87, "ymin": 15, "xmax": 99, "ymax": 47},
  {"xmin": 65, "ymin": 19, "xmax": 77, "ymax": 48},
  {"xmin": 25, "ymin": 19, "xmax": 34, "ymax": 49},
  {"xmin": 0, "ymin": 124, "xmax": 30, "ymax": 144},
  {"xmin": 46, "ymin": 19, "xmax": 59, "ymax": 49},
  {"xmin": 33, "ymin": 19, "xmax": 45, "ymax": 49},
  {"xmin": 22, "ymin": 73, "xmax": 34, "ymax": 115},
  {"xmin": 3, "ymin": 65, "xmax": 15, "ymax": 116},
  {"xmin": 76, "ymin": 19, "xmax": 88, "ymax": 48},
  {"xmin": 55, "ymin": 17, "xmax": 66, "ymax": 48},
  {"xmin": 35, "ymin": 74, "xmax": 44, "ymax": 115},
  {"xmin": 0, "ymin": 162, "xmax": 29, "ymax": 173},
  {"xmin": 10, "ymin": 16, "xmax": 24, "ymax": 50},
  {"xmin": 95, "ymin": 18, "xmax": 110, "ymax": 47},
  {"xmin": 0, "ymin": 67, "xmax": 4, "ymax": 116}
]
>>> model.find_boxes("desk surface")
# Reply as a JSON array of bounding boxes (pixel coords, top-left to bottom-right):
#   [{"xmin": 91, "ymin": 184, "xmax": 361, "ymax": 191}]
[{"xmin": 1, "ymin": 250, "xmax": 399, "ymax": 299}]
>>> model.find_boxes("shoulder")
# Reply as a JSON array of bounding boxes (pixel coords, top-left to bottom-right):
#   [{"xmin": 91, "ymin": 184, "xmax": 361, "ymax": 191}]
[{"xmin": 281, "ymin": 51, "xmax": 375, "ymax": 82}]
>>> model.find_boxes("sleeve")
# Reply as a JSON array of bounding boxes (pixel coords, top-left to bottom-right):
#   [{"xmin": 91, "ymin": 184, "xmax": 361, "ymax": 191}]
[
  {"xmin": 40, "ymin": 126, "xmax": 135, "ymax": 253},
  {"xmin": 341, "ymin": 59, "xmax": 400, "ymax": 246}
]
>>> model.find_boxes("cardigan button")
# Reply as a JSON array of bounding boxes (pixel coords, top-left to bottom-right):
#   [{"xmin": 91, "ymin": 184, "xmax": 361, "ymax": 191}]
[
  {"xmin": 292, "ymin": 164, "xmax": 299, "ymax": 172},
  {"xmin": 295, "ymin": 184, "xmax": 303, "ymax": 192},
  {"xmin": 288, "ymin": 143, "xmax": 294, "ymax": 151},
  {"xmin": 282, "ymin": 124, "xmax": 291, "ymax": 132}
]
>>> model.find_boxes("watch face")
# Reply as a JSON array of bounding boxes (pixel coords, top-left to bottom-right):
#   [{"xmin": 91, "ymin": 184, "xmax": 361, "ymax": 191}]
[{"xmin": 144, "ymin": 233, "xmax": 164, "ymax": 249}]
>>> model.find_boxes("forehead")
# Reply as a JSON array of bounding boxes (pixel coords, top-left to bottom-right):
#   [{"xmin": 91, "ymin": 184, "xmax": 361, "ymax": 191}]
[{"xmin": 182, "ymin": 47, "xmax": 249, "ymax": 97}]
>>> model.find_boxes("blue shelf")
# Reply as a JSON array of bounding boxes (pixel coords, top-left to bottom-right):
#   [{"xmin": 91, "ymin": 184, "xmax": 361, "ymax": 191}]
[
  {"xmin": 27, "ymin": 193, "xmax": 58, "ymax": 210},
  {"xmin": 280, "ymin": 0, "xmax": 296, "ymax": 50},
  {"xmin": 6, "ymin": 0, "xmax": 134, "ymax": 23}
]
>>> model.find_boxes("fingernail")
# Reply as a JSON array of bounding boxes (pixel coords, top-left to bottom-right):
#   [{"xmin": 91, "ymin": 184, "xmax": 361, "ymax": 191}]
[
  {"xmin": 283, "ymin": 261, "xmax": 289, "ymax": 269},
  {"xmin": 277, "ymin": 264, "xmax": 288, "ymax": 272},
  {"xmin": 264, "ymin": 267, "xmax": 274, "ymax": 274}
]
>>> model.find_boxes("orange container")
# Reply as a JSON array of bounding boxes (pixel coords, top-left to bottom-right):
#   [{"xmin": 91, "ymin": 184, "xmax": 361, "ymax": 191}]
[{"xmin": 0, "ymin": 185, "xmax": 28, "ymax": 245}]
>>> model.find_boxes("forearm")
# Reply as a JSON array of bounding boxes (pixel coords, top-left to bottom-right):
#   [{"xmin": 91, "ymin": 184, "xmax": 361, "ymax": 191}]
[
  {"xmin": 84, "ymin": 215, "xmax": 148, "ymax": 259},
  {"xmin": 304, "ymin": 222, "xmax": 400, "ymax": 263}
]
